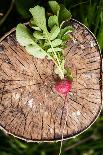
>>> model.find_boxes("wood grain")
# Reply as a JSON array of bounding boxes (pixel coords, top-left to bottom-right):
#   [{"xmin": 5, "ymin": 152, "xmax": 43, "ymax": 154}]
[{"xmin": 0, "ymin": 19, "xmax": 102, "ymax": 142}]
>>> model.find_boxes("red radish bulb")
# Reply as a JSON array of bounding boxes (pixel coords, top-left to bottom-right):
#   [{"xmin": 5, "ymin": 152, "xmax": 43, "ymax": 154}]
[{"xmin": 54, "ymin": 79, "xmax": 72, "ymax": 95}]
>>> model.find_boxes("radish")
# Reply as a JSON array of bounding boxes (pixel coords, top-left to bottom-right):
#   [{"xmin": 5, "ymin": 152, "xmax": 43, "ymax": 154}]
[
  {"xmin": 16, "ymin": 2, "xmax": 73, "ymax": 155},
  {"xmin": 54, "ymin": 78, "xmax": 72, "ymax": 95},
  {"xmin": 16, "ymin": 2, "xmax": 73, "ymax": 95}
]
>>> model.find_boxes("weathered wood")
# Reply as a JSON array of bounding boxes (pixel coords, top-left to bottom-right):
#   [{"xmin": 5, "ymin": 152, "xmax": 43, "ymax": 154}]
[{"xmin": 0, "ymin": 19, "xmax": 102, "ymax": 142}]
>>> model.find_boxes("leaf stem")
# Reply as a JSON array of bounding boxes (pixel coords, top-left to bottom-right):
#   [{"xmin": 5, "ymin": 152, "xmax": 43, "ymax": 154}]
[
  {"xmin": 44, "ymin": 30, "xmax": 64, "ymax": 79},
  {"xmin": 40, "ymin": 47, "xmax": 59, "ymax": 67}
]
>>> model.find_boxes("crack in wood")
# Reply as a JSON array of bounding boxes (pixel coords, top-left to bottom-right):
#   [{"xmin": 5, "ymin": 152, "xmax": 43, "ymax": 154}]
[{"xmin": 0, "ymin": 19, "xmax": 102, "ymax": 142}]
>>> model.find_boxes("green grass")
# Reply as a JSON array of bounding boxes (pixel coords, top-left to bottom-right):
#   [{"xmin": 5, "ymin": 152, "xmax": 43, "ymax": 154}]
[
  {"xmin": 0, "ymin": 0, "xmax": 103, "ymax": 154},
  {"xmin": 64, "ymin": 0, "xmax": 103, "ymax": 52}
]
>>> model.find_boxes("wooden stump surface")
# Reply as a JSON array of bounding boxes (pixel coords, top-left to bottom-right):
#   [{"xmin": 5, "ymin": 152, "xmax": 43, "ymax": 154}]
[{"xmin": 0, "ymin": 19, "xmax": 102, "ymax": 142}]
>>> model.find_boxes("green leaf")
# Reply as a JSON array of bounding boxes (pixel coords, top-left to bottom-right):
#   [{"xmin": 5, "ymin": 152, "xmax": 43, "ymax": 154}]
[
  {"xmin": 16, "ymin": 24, "xmax": 35, "ymax": 46},
  {"xmin": 59, "ymin": 26, "xmax": 73, "ymax": 38},
  {"xmin": 26, "ymin": 44, "xmax": 46, "ymax": 59},
  {"xmin": 61, "ymin": 44, "xmax": 68, "ymax": 49},
  {"xmin": 33, "ymin": 31, "xmax": 45, "ymax": 39},
  {"xmin": 44, "ymin": 36, "xmax": 62, "ymax": 48},
  {"xmin": 64, "ymin": 68, "xmax": 73, "ymax": 81},
  {"xmin": 50, "ymin": 25, "xmax": 60, "ymax": 40},
  {"xmin": 62, "ymin": 34, "xmax": 70, "ymax": 42},
  {"xmin": 48, "ymin": 1, "xmax": 60, "ymax": 15},
  {"xmin": 48, "ymin": 15, "xmax": 58, "ymax": 29},
  {"xmin": 51, "ymin": 39, "xmax": 62, "ymax": 47},
  {"xmin": 30, "ymin": 19, "xmax": 42, "ymax": 31},
  {"xmin": 59, "ymin": 4, "xmax": 71, "ymax": 24},
  {"xmin": 29, "ymin": 5, "xmax": 47, "ymax": 31},
  {"xmin": 32, "ymin": 26, "xmax": 41, "ymax": 31},
  {"xmin": 44, "ymin": 41, "xmax": 50, "ymax": 47},
  {"xmin": 47, "ymin": 47, "xmax": 62, "ymax": 53},
  {"xmin": 16, "ymin": 24, "xmax": 47, "ymax": 59}
]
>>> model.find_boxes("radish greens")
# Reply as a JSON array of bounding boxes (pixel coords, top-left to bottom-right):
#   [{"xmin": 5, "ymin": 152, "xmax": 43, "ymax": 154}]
[{"xmin": 16, "ymin": 1, "xmax": 73, "ymax": 80}]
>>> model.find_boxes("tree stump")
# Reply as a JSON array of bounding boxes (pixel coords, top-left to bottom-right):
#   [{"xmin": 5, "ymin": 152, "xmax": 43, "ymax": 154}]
[{"xmin": 0, "ymin": 19, "xmax": 102, "ymax": 142}]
